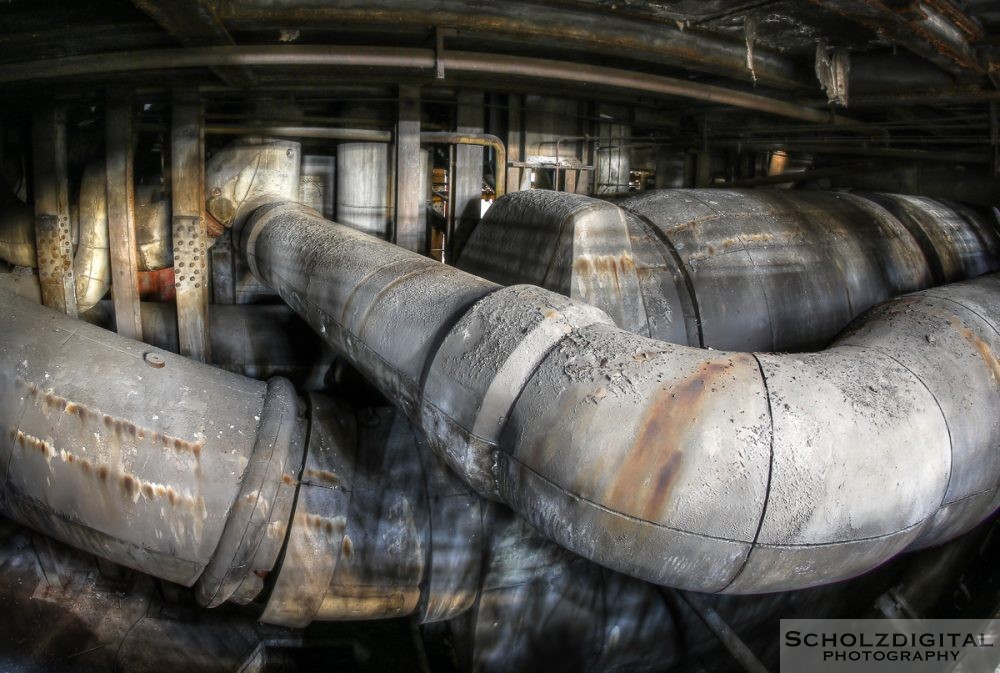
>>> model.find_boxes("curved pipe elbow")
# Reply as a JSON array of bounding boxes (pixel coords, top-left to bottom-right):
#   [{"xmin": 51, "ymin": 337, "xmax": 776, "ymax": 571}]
[{"xmin": 242, "ymin": 202, "xmax": 1000, "ymax": 595}]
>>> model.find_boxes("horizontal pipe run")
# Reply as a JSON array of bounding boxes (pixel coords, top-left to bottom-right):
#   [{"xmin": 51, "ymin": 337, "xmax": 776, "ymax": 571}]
[
  {"xmin": 239, "ymin": 200, "xmax": 1000, "ymax": 594},
  {"xmin": 0, "ymin": 46, "xmax": 847, "ymax": 124},
  {"xmin": 420, "ymin": 132, "xmax": 506, "ymax": 197},
  {"xmin": 206, "ymin": 125, "xmax": 393, "ymax": 142}
]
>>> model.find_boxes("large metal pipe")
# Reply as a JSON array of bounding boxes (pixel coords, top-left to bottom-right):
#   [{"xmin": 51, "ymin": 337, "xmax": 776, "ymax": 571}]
[
  {"xmin": 336, "ymin": 142, "xmax": 392, "ymax": 238},
  {"xmin": 0, "ymin": 287, "xmax": 306, "ymax": 606},
  {"xmin": 459, "ymin": 190, "xmax": 1000, "ymax": 351},
  {"xmin": 239, "ymin": 199, "xmax": 1000, "ymax": 593}
]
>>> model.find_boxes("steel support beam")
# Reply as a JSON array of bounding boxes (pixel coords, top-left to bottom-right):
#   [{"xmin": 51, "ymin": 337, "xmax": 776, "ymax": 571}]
[
  {"xmin": 450, "ymin": 90, "xmax": 483, "ymax": 262},
  {"xmin": 31, "ymin": 106, "xmax": 77, "ymax": 317},
  {"xmin": 171, "ymin": 92, "xmax": 211, "ymax": 361},
  {"xmin": 105, "ymin": 93, "xmax": 143, "ymax": 340},
  {"xmin": 394, "ymin": 86, "xmax": 423, "ymax": 254},
  {"xmin": 214, "ymin": 0, "xmax": 806, "ymax": 89},
  {"xmin": 130, "ymin": 0, "xmax": 256, "ymax": 88}
]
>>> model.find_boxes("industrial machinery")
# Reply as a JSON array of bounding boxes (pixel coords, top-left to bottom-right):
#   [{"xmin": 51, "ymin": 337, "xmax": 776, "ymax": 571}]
[{"xmin": 0, "ymin": 1, "xmax": 999, "ymax": 671}]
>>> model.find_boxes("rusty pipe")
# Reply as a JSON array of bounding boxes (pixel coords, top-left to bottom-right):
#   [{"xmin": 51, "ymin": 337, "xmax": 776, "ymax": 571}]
[
  {"xmin": 420, "ymin": 132, "xmax": 506, "ymax": 198},
  {"xmin": 0, "ymin": 287, "xmax": 307, "ymax": 607},
  {"xmin": 239, "ymin": 199, "xmax": 1000, "ymax": 593}
]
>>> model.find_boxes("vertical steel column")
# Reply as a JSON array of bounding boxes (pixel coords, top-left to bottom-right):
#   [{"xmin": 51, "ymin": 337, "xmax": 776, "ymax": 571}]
[
  {"xmin": 395, "ymin": 86, "xmax": 424, "ymax": 254},
  {"xmin": 506, "ymin": 94, "xmax": 523, "ymax": 193},
  {"xmin": 171, "ymin": 92, "xmax": 210, "ymax": 361},
  {"xmin": 105, "ymin": 93, "xmax": 142, "ymax": 339},
  {"xmin": 32, "ymin": 107, "xmax": 77, "ymax": 316},
  {"xmin": 450, "ymin": 90, "xmax": 483, "ymax": 261}
]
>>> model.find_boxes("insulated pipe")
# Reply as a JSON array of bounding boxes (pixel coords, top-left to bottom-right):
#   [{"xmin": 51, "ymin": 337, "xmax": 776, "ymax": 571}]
[
  {"xmin": 0, "ymin": 164, "xmax": 175, "ymax": 310},
  {"xmin": 240, "ymin": 200, "xmax": 1000, "ymax": 593},
  {"xmin": 0, "ymin": 163, "xmax": 112, "ymax": 311},
  {"xmin": 0, "ymin": 287, "xmax": 307, "ymax": 606},
  {"xmin": 459, "ymin": 190, "xmax": 1000, "ymax": 351}
]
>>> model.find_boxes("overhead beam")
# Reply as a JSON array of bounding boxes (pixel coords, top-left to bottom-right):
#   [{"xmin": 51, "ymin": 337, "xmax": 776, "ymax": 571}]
[
  {"xmin": 808, "ymin": 0, "xmax": 986, "ymax": 77},
  {"xmin": 105, "ymin": 93, "xmax": 143, "ymax": 340},
  {"xmin": 130, "ymin": 0, "xmax": 256, "ymax": 88},
  {"xmin": 215, "ymin": 0, "xmax": 805, "ymax": 89},
  {"xmin": 32, "ymin": 106, "xmax": 77, "ymax": 317},
  {"xmin": 0, "ymin": 46, "xmax": 848, "ymax": 125}
]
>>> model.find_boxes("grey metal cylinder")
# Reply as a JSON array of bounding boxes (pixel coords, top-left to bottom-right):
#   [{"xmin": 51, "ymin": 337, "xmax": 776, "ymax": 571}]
[
  {"xmin": 0, "ymin": 287, "xmax": 306, "ymax": 606},
  {"xmin": 262, "ymin": 397, "xmax": 482, "ymax": 627},
  {"xmin": 336, "ymin": 142, "xmax": 391, "ymax": 238},
  {"xmin": 240, "ymin": 200, "xmax": 1000, "ymax": 594},
  {"xmin": 459, "ymin": 189, "xmax": 1000, "ymax": 351}
]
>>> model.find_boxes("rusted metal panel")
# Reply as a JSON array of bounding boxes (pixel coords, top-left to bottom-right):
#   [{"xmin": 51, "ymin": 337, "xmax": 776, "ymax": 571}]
[
  {"xmin": 105, "ymin": 94, "xmax": 143, "ymax": 340},
  {"xmin": 32, "ymin": 106, "xmax": 77, "ymax": 317},
  {"xmin": 171, "ymin": 93, "xmax": 211, "ymax": 362}
]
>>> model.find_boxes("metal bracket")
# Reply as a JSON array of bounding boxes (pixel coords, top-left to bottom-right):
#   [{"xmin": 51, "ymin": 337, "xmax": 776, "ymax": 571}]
[{"xmin": 435, "ymin": 26, "xmax": 456, "ymax": 79}]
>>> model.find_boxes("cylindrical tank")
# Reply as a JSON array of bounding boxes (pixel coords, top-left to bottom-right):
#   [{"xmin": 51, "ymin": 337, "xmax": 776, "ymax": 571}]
[{"xmin": 336, "ymin": 142, "xmax": 391, "ymax": 238}]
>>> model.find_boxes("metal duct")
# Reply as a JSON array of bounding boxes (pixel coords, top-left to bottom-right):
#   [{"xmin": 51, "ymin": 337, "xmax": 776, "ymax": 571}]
[
  {"xmin": 0, "ymin": 287, "xmax": 306, "ymax": 606},
  {"xmin": 336, "ymin": 142, "xmax": 392, "ymax": 238},
  {"xmin": 134, "ymin": 184, "xmax": 173, "ymax": 271},
  {"xmin": 239, "ymin": 200, "xmax": 1000, "ymax": 593},
  {"xmin": 205, "ymin": 136, "xmax": 301, "ymax": 229},
  {"xmin": 459, "ymin": 189, "xmax": 1000, "ymax": 351}
]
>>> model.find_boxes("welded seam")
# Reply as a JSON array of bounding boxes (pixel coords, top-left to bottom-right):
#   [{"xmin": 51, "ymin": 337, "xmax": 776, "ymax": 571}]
[
  {"xmin": 839, "ymin": 343, "xmax": 955, "ymax": 509},
  {"xmin": 501, "ymin": 450, "xmax": 934, "ymax": 548},
  {"xmin": 623, "ymin": 209, "xmax": 705, "ymax": 347},
  {"xmin": 923, "ymin": 293, "xmax": 1000, "ymax": 336},
  {"xmin": 339, "ymin": 256, "xmax": 431, "ymax": 325},
  {"xmin": 718, "ymin": 352, "xmax": 775, "ymax": 592},
  {"xmin": 683, "ymin": 191, "xmax": 772, "ymax": 348}
]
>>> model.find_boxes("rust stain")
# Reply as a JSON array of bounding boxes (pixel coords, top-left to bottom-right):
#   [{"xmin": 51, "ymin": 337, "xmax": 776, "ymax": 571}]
[
  {"xmin": 574, "ymin": 252, "xmax": 637, "ymax": 300},
  {"xmin": 13, "ymin": 430, "xmax": 55, "ymax": 460},
  {"xmin": 21, "ymin": 380, "xmax": 203, "ymax": 458},
  {"xmin": 342, "ymin": 535, "xmax": 354, "ymax": 561},
  {"xmin": 303, "ymin": 468, "xmax": 339, "ymax": 486},
  {"xmin": 951, "ymin": 318, "xmax": 1000, "ymax": 383},
  {"xmin": 281, "ymin": 472, "xmax": 297, "ymax": 485},
  {"xmin": 604, "ymin": 359, "xmax": 736, "ymax": 522}
]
